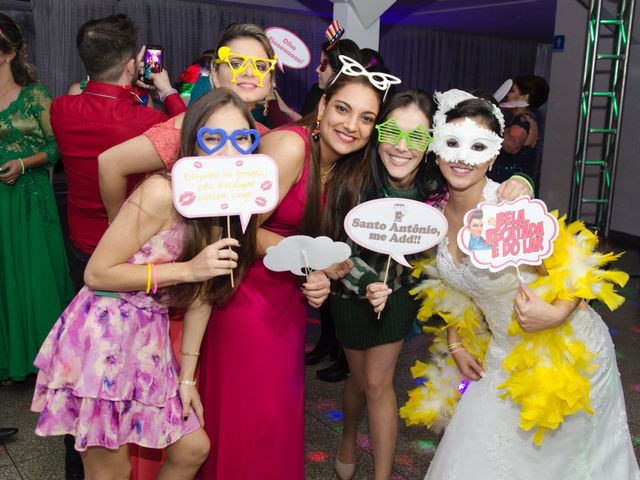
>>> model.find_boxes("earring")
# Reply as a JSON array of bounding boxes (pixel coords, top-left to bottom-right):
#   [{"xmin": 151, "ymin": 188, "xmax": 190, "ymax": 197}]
[
  {"xmin": 435, "ymin": 158, "xmax": 439, "ymax": 165},
  {"xmin": 489, "ymin": 164, "xmax": 493, "ymax": 172},
  {"xmin": 312, "ymin": 117, "xmax": 321, "ymax": 142}
]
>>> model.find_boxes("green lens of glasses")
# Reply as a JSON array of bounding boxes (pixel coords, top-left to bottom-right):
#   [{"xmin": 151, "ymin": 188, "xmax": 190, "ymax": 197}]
[{"xmin": 376, "ymin": 118, "xmax": 432, "ymax": 152}]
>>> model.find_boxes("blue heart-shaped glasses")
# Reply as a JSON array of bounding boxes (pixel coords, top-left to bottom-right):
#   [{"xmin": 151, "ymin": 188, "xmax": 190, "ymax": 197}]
[{"xmin": 196, "ymin": 127, "xmax": 261, "ymax": 155}]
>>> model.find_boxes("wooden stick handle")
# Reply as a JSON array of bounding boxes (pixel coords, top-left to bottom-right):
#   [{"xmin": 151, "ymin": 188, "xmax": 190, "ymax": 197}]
[
  {"xmin": 377, "ymin": 255, "xmax": 393, "ymax": 320},
  {"xmin": 227, "ymin": 216, "xmax": 234, "ymax": 288}
]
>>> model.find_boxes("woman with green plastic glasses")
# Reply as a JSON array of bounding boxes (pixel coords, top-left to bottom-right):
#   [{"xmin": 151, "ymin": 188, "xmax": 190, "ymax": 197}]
[
  {"xmin": 324, "ymin": 89, "xmax": 533, "ymax": 480},
  {"xmin": 325, "ymin": 89, "xmax": 443, "ymax": 480}
]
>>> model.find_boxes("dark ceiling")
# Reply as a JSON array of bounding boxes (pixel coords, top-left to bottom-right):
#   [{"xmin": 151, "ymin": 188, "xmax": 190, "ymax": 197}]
[
  {"xmin": 249, "ymin": 0, "xmax": 558, "ymax": 43},
  {"xmin": 13, "ymin": 0, "xmax": 559, "ymax": 42},
  {"xmin": 380, "ymin": 0, "xmax": 557, "ymax": 43}
]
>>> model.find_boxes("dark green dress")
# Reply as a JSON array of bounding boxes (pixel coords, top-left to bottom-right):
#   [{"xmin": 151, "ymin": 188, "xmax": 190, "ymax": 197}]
[
  {"xmin": 0, "ymin": 83, "xmax": 73, "ymax": 381},
  {"xmin": 331, "ymin": 180, "xmax": 420, "ymax": 350}
]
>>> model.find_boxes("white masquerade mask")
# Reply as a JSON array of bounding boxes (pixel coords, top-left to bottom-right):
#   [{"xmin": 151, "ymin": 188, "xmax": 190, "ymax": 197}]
[
  {"xmin": 429, "ymin": 118, "xmax": 503, "ymax": 165},
  {"xmin": 329, "ymin": 55, "xmax": 402, "ymax": 101}
]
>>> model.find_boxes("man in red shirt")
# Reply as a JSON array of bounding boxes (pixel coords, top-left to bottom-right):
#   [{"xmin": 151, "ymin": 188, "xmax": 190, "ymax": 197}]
[
  {"xmin": 51, "ymin": 13, "xmax": 185, "ymax": 291},
  {"xmin": 49, "ymin": 14, "xmax": 185, "ymax": 480}
]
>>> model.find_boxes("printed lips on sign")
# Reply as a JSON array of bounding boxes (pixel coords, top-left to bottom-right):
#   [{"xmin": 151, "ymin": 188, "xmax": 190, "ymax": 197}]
[
  {"xmin": 344, "ymin": 198, "xmax": 448, "ymax": 267},
  {"xmin": 457, "ymin": 197, "xmax": 559, "ymax": 273},
  {"xmin": 171, "ymin": 154, "xmax": 278, "ymax": 232}
]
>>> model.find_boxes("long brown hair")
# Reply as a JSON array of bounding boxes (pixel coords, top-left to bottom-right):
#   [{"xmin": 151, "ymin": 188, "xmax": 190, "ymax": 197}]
[
  {"xmin": 0, "ymin": 13, "xmax": 36, "ymax": 85},
  {"xmin": 295, "ymin": 73, "xmax": 384, "ymax": 238},
  {"xmin": 167, "ymin": 88, "xmax": 258, "ymax": 309}
]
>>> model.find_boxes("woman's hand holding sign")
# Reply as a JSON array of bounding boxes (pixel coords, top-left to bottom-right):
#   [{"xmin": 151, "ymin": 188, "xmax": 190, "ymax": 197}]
[
  {"xmin": 366, "ymin": 282, "xmax": 392, "ymax": 314},
  {"xmin": 186, "ymin": 238, "xmax": 239, "ymax": 282},
  {"xmin": 302, "ymin": 270, "xmax": 330, "ymax": 308},
  {"xmin": 263, "ymin": 235, "xmax": 351, "ymax": 308},
  {"xmin": 497, "ymin": 176, "xmax": 533, "ymax": 201}
]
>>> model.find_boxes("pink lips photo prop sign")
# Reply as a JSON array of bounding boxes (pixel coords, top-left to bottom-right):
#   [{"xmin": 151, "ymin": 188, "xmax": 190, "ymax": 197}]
[{"xmin": 171, "ymin": 154, "xmax": 279, "ymax": 232}]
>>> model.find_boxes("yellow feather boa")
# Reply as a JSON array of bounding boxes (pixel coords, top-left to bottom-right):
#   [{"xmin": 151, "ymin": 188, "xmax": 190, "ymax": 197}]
[
  {"xmin": 402, "ymin": 215, "xmax": 629, "ymax": 445},
  {"xmin": 400, "ymin": 255, "xmax": 490, "ymax": 433}
]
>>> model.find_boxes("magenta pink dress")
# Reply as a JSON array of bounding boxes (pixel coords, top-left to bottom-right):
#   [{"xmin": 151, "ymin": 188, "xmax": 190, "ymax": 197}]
[{"xmin": 198, "ymin": 125, "xmax": 310, "ymax": 479}]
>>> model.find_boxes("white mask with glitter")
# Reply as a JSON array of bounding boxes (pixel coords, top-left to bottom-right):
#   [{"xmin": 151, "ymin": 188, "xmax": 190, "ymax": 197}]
[{"xmin": 429, "ymin": 118, "xmax": 503, "ymax": 165}]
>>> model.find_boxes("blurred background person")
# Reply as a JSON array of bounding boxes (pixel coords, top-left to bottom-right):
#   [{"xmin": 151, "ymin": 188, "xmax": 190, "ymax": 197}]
[
  {"xmin": 300, "ymin": 23, "xmax": 360, "ymax": 116},
  {"xmin": 489, "ymin": 74, "xmax": 549, "ymax": 190},
  {"xmin": 174, "ymin": 48, "xmax": 216, "ymax": 104},
  {"xmin": 0, "ymin": 13, "xmax": 74, "ymax": 385}
]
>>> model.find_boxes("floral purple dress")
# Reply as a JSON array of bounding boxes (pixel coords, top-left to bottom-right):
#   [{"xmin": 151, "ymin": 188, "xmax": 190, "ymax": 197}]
[{"xmin": 31, "ymin": 222, "xmax": 200, "ymax": 451}]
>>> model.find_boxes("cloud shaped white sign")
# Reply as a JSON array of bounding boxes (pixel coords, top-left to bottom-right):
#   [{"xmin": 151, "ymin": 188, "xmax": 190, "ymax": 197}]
[
  {"xmin": 265, "ymin": 27, "xmax": 310, "ymax": 71},
  {"xmin": 344, "ymin": 198, "xmax": 448, "ymax": 267},
  {"xmin": 457, "ymin": 197, "xmax": 559, "ymax": 272},
  {"xmin": 263, "ymin": 235, "xmax": 351, "ymax": 276},
  {"xmin": 171, "ymin": 154, "xmax": 279, "ymax": 233}
]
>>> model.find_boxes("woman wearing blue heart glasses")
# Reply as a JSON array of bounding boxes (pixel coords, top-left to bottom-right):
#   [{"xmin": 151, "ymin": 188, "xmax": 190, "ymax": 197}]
[{"xmin": 31, "ymin": 89, "xmax": 257, "ymax": 480}]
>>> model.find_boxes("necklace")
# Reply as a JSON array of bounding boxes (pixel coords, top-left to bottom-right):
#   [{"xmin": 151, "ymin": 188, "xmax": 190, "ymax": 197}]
[
  {"xmin": 320, "ymin": 163, "xmax": 336, "ymax": 187},
  {"xmin": 83, "ymin": 91, "xmax": 118, "ymax": 100},
  {"xmin": 84, "ymin": 87, "xmax": 143, "ymax": 104}
]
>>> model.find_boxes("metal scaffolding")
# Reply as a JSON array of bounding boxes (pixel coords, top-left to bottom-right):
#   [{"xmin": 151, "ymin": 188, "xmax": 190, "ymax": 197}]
[{"xmin": 569, "ymin": 0, "xmax": 635, "ymax": 235}]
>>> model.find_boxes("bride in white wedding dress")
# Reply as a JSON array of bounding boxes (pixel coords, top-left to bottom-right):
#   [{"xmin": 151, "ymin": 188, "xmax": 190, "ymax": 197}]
[{"xmin": 400, "ymin": 90, "xmax": 640, "ymax": 480}]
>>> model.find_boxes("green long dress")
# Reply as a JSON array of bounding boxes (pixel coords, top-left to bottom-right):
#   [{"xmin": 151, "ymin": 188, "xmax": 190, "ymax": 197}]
[{"xmin": 0, "ymin": 83, "xmax": 73, "ymax": 381}]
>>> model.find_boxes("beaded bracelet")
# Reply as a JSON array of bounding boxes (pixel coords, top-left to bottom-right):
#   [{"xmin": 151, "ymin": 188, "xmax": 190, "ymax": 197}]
[
  {"xmin": 178, "ymin": 379, "xmax": 197, "ymax": 386},
  {"xmin": 179, "ymin": 351, "xmax": 200, "ymax": 357}
]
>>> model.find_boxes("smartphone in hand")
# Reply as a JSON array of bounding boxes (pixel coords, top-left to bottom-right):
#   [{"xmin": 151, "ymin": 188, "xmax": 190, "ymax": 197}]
[{"xmin": 142, "ymin": 45, "xmax": 164, "ymax": 85}]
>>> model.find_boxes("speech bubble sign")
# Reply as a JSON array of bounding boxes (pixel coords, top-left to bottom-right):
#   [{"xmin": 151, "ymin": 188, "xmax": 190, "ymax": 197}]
[
  {"xmin": 457, "ymin": 197, "xmax": 559, "ymax": 273},
  {"xmin": 171, "ymin": 154, "xmax": 279, "ymax": 232},
  {"xmin": 264, "ymin": 235, "xmax": 351, "ymax": 276},
  {"xmin": 265, "ymin": 27, "xmax": 311, "ymax": 72},
  {"xmin": 344, "ymin": 198, "xmax": 448, "ymax": 268}
]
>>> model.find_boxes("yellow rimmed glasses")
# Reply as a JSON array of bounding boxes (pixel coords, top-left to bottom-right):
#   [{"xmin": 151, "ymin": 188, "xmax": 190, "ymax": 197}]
[
  {"xmin": 214, "ymin": 46, "xmax": 277, "ymax": 87},
  {"xmin": 375, "ymin": 117, "xmax": 432, "ymax": 153}
]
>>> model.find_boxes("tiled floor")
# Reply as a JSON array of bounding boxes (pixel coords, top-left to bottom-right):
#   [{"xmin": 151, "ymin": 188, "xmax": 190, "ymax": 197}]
[{"xmin": 1, "ymin": 250, "xmax": 639, "ymax": 479}]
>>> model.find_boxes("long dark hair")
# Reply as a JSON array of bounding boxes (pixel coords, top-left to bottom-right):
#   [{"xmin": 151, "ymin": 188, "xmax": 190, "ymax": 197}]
[
  {"xmin": 322, "ymin": 38, "xmax": 361, "ymax": 74},
  {"xmin": 323, "ymin": 89, "xmax": 445, "ymax": 242},
  {"xmin": 0, "ymin": 13, "xmax": 36, "ymax": 85},
  {"xmin": 446, "ymin": 96, "xmax": 502, "ymax": 135},
  {"xmin": 168, "ymin": 88, "xmax": 258, "ymax": 309},
  {"xmin": 294, "ymin": 72, "xmax": 384, "ymax": 238},
  {"xmin": 364, "ymin": 89, "xmax": 446, "ymax": 205}
]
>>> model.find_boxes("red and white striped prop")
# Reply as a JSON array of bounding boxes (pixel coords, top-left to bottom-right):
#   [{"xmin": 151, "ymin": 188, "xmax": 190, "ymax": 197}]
[{"xmin": 325, "ymin": 20, "xmax": 345, "ymax": 49}]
